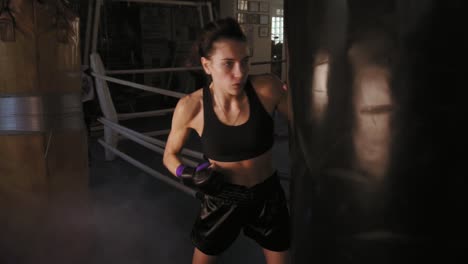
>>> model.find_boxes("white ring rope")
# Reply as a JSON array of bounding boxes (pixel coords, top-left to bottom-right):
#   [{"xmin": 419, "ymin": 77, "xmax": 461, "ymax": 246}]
[
  {"xmin": 105, "ymin": 60, "xmax": 287, "ymax": 75},
  {"xmin": 117, "ymin": 108, "xmax": 174, "ymax": 121},
  {"xmin": 141, "ymin": 130, "xmax": 171, "ymax": 137},
  {"xmin": 99, "ymin": 117, "xmax": 204, "ymax": 161},
  {"xmin": 91, "ymin": 72, "xmax": 186, "ymax": 98},
  {"xmin": 98, "ymin": 139, "xmax": 197, "ymax": 197},
  {"xmin": 115, "ymin": 130, "xmax": 171, "ymax": 141},
  {"xmin": 107, "ymin": 66, "xmax": 202, "ymax": 75}
]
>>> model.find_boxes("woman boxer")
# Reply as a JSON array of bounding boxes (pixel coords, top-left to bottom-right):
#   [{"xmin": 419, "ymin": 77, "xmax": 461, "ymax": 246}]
[{"xmin": 163, "ymin": 17, "xmax": 290, "ymax": 264}]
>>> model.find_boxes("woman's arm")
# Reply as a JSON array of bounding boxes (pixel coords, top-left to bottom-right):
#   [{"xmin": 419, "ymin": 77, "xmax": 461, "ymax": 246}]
[
  {"xmin": 267, "ymin": 74, "xmax": 290, "ymax": 121},
  {"xmin": 252, "ymin": 73, "xmax": 290, "ymax": 121},
  {"xmin": 276, "ymin": 80, "xmax": 290, "ymax": 121},
  {"xmin": 163, "ymin": 96, "xmax": 196, "ymax": 177}
]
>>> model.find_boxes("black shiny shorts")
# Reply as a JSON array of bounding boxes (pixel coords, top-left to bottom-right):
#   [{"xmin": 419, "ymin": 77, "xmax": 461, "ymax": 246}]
[{"xmin": 191, "ymin": 172, "xmax": 290, "ymax": 256}]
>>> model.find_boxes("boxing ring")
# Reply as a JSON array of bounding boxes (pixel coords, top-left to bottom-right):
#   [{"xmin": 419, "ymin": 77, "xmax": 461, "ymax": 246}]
[
  {"xmin": 90, "ymin": 54, "xmax": 288, "ymax": 197},
  {"xmin": 86, "ymin": 0, "xmax": 289, "ymax": 198}
]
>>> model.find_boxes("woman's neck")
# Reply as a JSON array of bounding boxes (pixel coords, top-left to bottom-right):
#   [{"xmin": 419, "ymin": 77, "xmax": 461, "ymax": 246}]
[{"xmin": 210, "ymin": 83, "xmax": 246, "ymax": 104}]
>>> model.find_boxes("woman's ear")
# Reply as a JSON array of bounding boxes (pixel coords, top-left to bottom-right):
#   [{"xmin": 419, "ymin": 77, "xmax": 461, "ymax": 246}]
[{"xmin": 201, "ymin": 57, "xmax": 211, "ymax": 75}]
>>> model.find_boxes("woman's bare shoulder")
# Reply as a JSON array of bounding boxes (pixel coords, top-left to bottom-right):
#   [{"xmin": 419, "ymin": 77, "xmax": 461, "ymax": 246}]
[
  {"xmin": 250, "ymin": 73, "xmax": 284, "ymax": 99},
  {"xmin": 178, "ymin": 88, "xmax": 203, "ymax": 108},
  {"xmin": 174, "ymin": 88, "xmax": 204, "ymax": 121}
]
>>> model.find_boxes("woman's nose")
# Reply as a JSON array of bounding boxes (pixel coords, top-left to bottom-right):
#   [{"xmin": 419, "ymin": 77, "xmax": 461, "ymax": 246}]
[{"xmin": 233, "ymin": 63, "xmax": 247, "ymax": 78}]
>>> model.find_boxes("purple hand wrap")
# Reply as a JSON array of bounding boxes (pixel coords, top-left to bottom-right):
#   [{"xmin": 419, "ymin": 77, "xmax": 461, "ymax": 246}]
[
  {"xmin": 176, "ymin": 162, "xmax": 222, "ymax": 195},
  {"xmin": 176, "ymin": 162, "xmax": 210, "ymax": 177},
  {"xmin": 196, "ymin": 162, "xmax": 211, "ymax": 172},
  {"xmin": 176, "ymin": 164, "xmax": 186, "ymax": 177}
]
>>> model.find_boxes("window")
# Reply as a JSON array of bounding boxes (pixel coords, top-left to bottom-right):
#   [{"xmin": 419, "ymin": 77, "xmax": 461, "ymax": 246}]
[
  {"xmin": 275, "ymin": 8, "xmax": 284, "ymax": 16},
  {"xmin": 237, "ymin": 13, "xmax": 246, "ymax": 24},
  {"xmin": 238, "ymin": 0, "xmax": 248, "ymax": 11},
  {"xmin": 271, "ymin": 16, "xmax": 284, "ymax": 44}
]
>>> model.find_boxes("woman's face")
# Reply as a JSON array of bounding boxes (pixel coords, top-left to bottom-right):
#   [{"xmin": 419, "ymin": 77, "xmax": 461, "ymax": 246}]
[{"xmin": 201, "ymin": 39, "xmax": 250, "ymax": 95}]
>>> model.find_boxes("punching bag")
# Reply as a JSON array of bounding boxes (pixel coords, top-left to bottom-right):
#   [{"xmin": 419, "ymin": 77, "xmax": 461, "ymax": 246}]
[
  {"xmin": 0, "ymin": 0, "xmax": 90, "ymax": 263},
  {"xmin": 286, "ymin": 0, "xmax": 466, "ymax": 263}
]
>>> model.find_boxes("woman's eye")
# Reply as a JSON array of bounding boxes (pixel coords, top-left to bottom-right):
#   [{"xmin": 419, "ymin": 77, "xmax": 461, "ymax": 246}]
[{"xmin": 223, "ymin": 61, "xmax": 234, "ymax": 67}]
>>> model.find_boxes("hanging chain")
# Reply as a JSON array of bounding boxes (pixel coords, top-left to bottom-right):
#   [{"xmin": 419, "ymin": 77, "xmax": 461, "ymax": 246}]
[
  {"xmin": 55, "ymin": 0, "xmax": 71, "ymax": 43},
  {"xmin": 0, "ymin": 0, "xmax": 9, "ymax": 13},
  {"xmin": 0, "ymin": 0, "xmax": 11, "ymax": 14},
  {"xmin": 0, "ymin": 0, "xmax": 15, "ymax": 42}
]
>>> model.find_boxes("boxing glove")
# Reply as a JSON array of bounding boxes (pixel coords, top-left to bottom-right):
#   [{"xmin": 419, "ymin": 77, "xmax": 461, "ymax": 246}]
[{"xmin": 176, "ymin": 162, "xmax": 224, "ymax": 195}]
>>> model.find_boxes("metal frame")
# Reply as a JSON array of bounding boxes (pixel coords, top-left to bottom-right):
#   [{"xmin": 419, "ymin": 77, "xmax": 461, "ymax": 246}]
[
  {"xmin": 89, "ymin": 0, "xmax": 213, "ymax": 54},
  {"xmin": 83, "ymin": 0, "xmax": 95, "ymax": 65}
]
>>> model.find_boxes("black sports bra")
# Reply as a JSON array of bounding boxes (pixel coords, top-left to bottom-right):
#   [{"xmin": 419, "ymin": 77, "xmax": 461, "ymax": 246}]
[{"xmin": 201, "ymin": 79, "xmax": 274, "ymax": 162}]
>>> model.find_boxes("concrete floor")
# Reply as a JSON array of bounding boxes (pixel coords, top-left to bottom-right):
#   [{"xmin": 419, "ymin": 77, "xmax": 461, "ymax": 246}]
[{"xmin": 87, "ymin": 113, "xmax": 290, "ymax": 264}]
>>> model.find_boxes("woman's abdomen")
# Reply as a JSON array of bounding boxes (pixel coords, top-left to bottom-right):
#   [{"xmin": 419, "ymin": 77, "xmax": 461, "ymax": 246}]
[{"xmin": 209, "ymin": 149, "xmax": 275, "ymax": 187}]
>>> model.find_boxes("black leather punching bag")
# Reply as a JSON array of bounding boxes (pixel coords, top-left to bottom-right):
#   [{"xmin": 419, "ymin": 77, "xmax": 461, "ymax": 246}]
[{"xmin": 285, "ymin": 0, "xmax": 466, "ymax": 263}]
